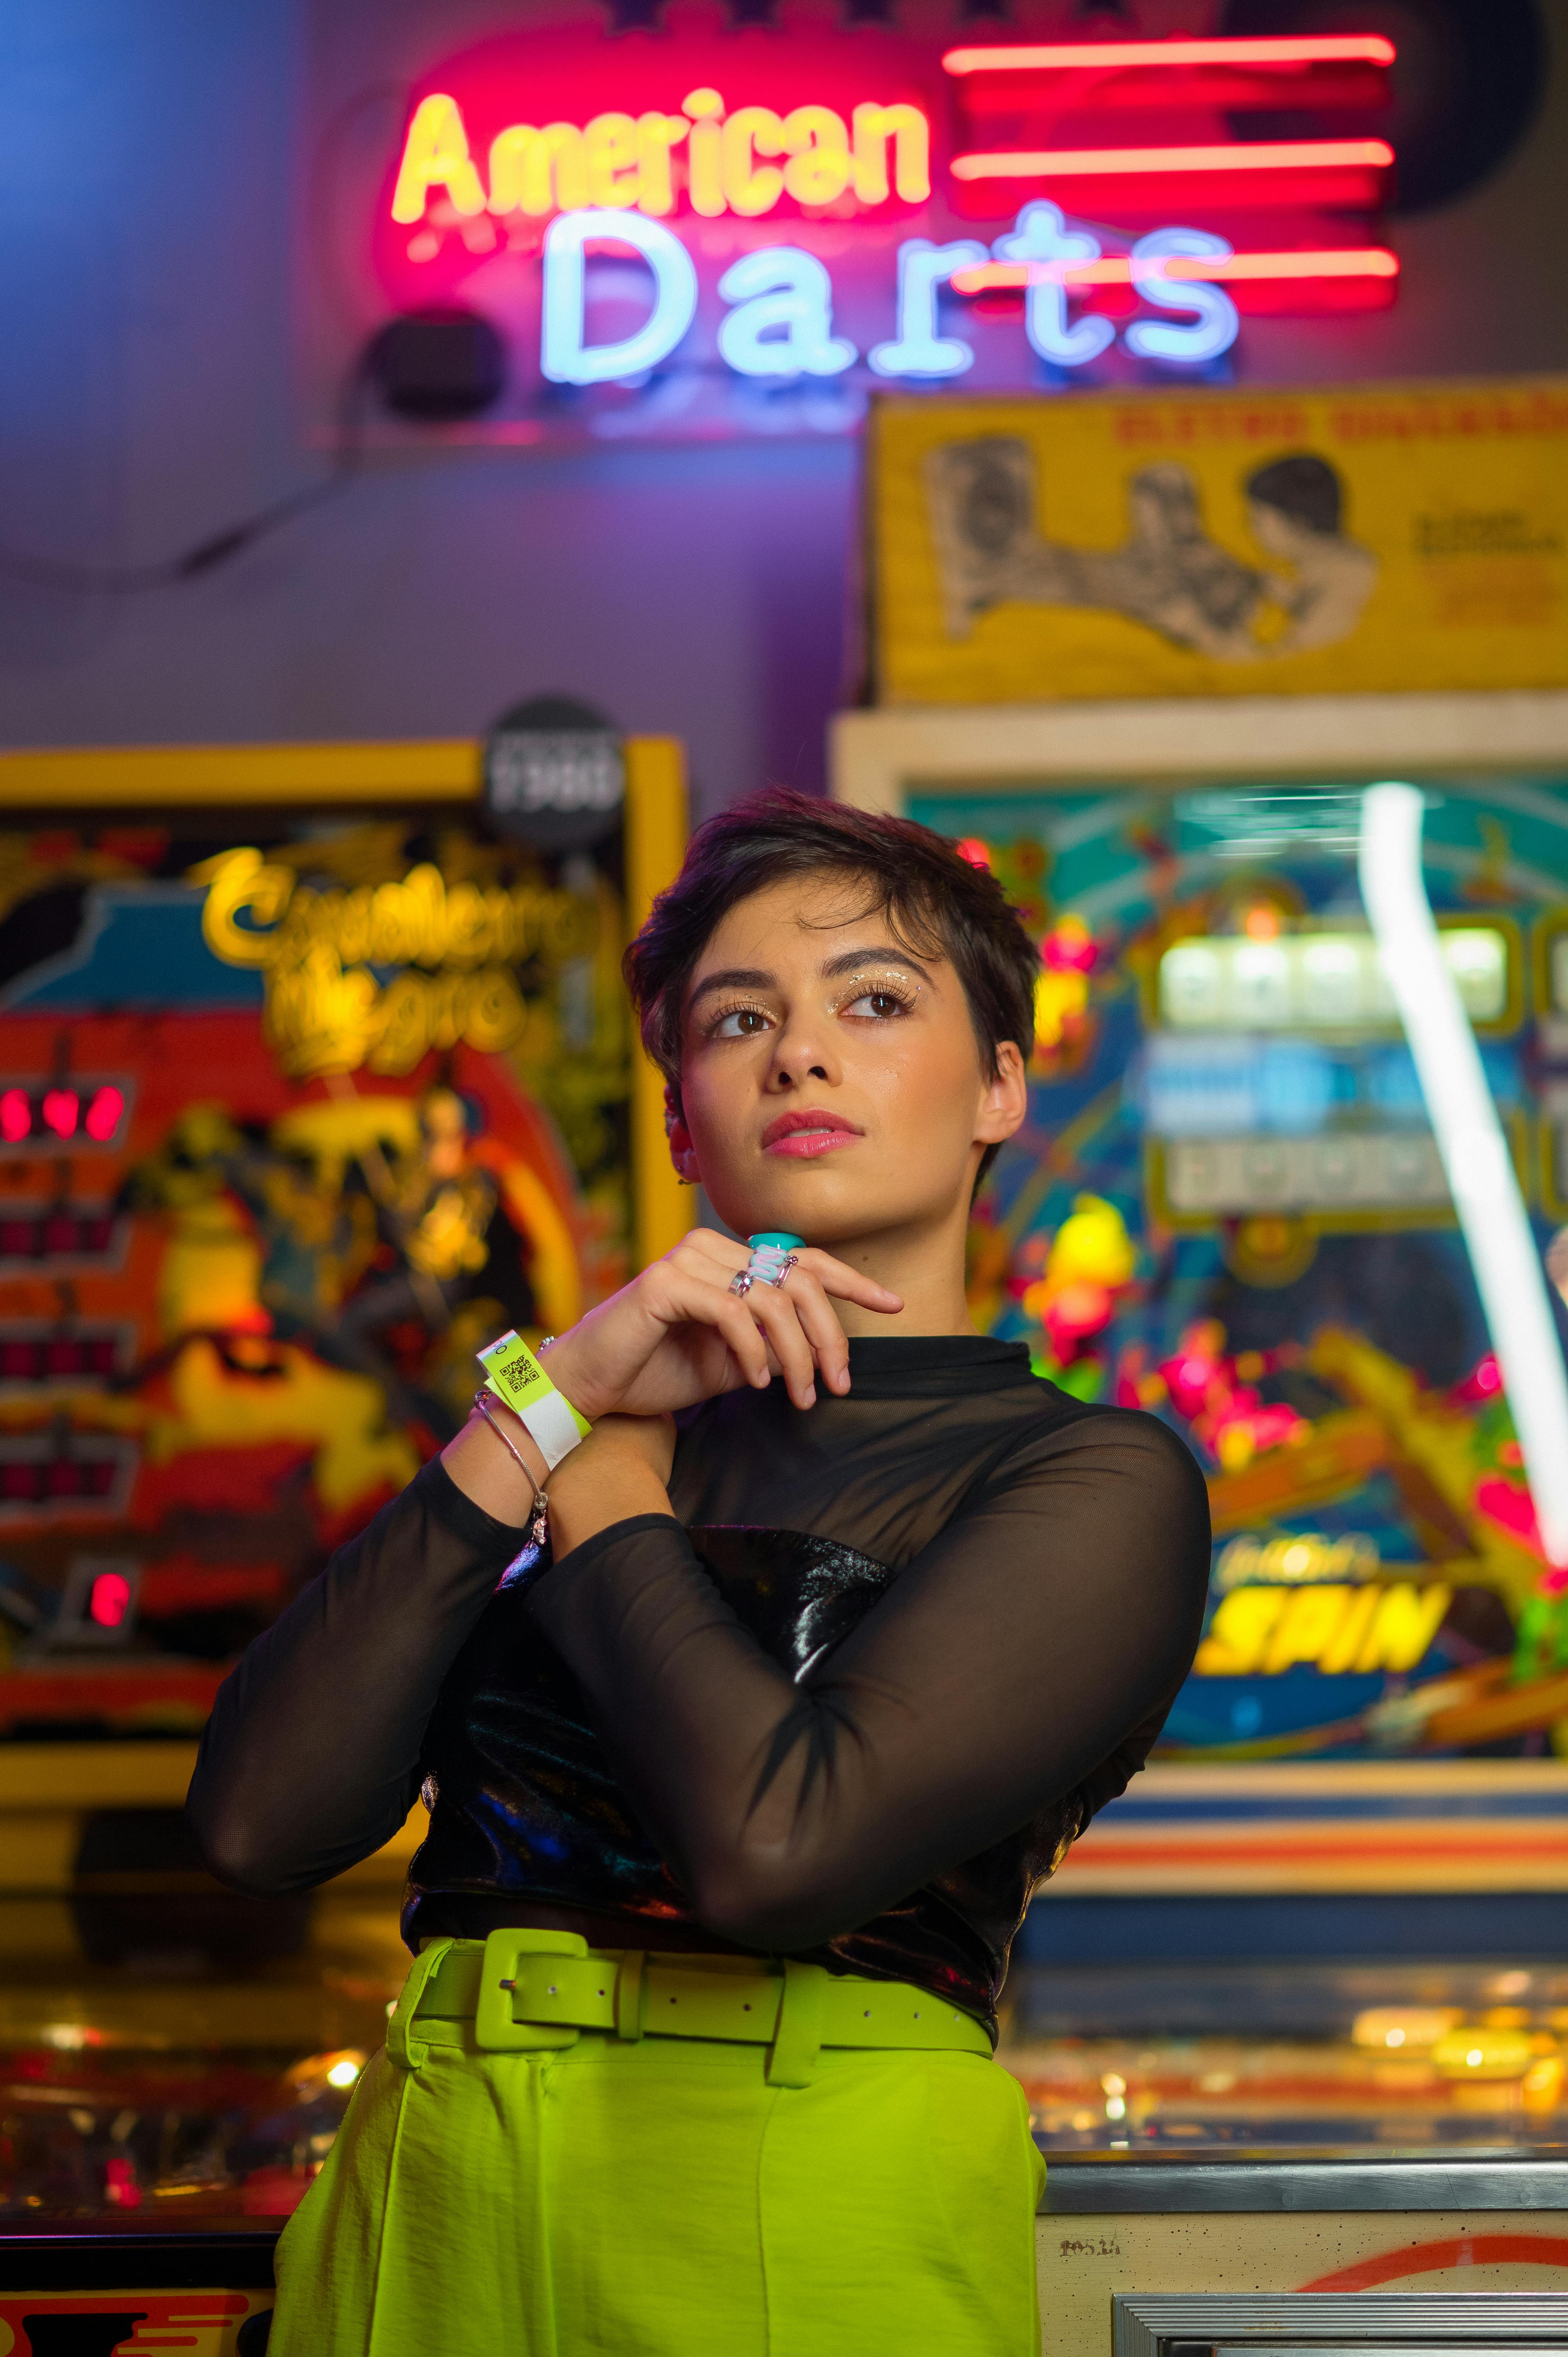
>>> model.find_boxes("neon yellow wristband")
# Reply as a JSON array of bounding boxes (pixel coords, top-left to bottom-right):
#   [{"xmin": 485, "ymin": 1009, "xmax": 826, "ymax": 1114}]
[{"xmin": 476, "ymin": 1330, "xmax": 592, "ymax": 1472}]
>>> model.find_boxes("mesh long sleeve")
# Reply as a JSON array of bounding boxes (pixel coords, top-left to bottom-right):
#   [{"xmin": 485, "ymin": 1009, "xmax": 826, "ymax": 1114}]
[
  {"xmin": 185, "ymin": 1459, "xmax": 526, "ymax": 1894},
  {"xmin": 526, "ymin": 1406, "xmax": 1210, "ymax": 1951}
]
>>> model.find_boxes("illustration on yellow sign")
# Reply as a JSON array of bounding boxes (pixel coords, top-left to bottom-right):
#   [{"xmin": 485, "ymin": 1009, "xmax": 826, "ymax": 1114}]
[{"xmin": 872, "ymin": 377, "xmax": 1568, "ymax": 704}]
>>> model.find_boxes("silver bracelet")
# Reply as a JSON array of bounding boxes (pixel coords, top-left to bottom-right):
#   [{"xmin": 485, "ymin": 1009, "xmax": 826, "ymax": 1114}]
[{"xmin": 473, "ymin": 1387, "xmax": 547, "ymax": 1535}]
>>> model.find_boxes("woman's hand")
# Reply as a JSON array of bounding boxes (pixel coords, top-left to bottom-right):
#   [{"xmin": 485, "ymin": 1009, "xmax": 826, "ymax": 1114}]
[{"xmin": 540, "ymin": 1228, "xmax": 901, "ymax": 1420}]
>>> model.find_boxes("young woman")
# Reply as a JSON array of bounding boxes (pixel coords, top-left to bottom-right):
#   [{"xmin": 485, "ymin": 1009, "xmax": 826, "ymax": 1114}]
[{"xmin": 188, "ymin": 790, "xmax": 1210, "ymax": 2357}]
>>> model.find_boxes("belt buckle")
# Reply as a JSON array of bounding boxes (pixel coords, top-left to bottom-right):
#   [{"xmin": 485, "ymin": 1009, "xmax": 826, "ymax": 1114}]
[{"xmin": 474, "ymin": 1928, "xmax": 588, "ymax": 2053}]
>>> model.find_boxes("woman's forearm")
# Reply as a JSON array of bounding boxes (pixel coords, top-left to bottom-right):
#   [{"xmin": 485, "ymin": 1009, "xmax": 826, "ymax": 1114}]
[
  {"xmin": 442, "ymin": 1405, "xmax": 676, "ymax": 1554},
  {"xmin": 185, "ymin": 1461, "xmax": 528, "ymax": 1896}
]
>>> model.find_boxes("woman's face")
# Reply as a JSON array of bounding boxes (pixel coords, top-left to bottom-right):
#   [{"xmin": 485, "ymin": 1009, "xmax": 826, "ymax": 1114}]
[{"xmin": 673, "ymin": 875, "xmax": 1026, "ymax": 1250}]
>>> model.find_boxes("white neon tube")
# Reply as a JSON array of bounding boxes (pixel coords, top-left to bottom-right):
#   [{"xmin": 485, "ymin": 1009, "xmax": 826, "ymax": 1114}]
[{"xmin": 1359, "ymin": 782, "xmax": 1568, "ymax": 1567}]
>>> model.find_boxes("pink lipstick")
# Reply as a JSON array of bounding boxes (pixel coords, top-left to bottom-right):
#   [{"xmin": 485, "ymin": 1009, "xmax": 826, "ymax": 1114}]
[{"xmin": 761, "ymin": 1109, "xmax": 865, "ymax": 1160}]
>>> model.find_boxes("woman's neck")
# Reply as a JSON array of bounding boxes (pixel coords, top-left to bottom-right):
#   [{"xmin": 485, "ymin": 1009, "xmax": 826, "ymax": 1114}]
[{"xmin": 826, "ymin": 1203, "xmax": 980, "ymax": 1339}]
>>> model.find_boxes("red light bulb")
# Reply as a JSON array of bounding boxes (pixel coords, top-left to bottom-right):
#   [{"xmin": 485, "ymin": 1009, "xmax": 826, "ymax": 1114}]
[
  {"xmin": 41, "ymin": 1088, "xmax": 79, "ymax": 1140},
  {"xmin": 85, "ymin": 1085, "xmax": 124, "ymax": 1142}
]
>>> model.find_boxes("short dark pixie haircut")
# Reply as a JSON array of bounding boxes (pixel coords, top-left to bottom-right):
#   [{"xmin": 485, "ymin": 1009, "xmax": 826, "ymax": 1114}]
[{"xmin": 624, "ymin": 787, "xmax": 1038, "ymax": 1188}]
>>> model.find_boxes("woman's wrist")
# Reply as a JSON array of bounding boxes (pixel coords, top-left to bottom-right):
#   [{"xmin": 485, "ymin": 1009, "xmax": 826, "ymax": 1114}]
[
  {"xmin": 441, "ymin": 1399, "xmax": 551, "ymax": 1529},
  {"xmin": 535, "ymin": 1330, "xmax": 608, "ymax": 1425}
]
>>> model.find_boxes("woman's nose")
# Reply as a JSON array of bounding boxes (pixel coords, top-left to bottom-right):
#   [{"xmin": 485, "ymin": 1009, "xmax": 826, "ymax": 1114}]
[{"xmin": 765, "ymin": 1013, "xmax": 839, "ymax": 1090}]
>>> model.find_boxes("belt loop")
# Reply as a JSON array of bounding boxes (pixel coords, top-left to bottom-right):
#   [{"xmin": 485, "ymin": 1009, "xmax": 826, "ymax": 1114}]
[
  {"xmin": 386, "ymin": 1938, "xmax": 455, "ymax": 2073},
  {"xmin": 766, "ymin": 1959, "xmax": 826, "ymax": 2088},
  {"xmin": 614, "ymin": 1949, "xmax": 647, "ymax": 2042}
]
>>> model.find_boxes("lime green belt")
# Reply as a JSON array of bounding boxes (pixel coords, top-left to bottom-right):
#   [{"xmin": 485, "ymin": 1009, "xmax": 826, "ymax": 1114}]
[{"xmin": 404, "ymin": 1929, "xmax": 991, "ymax": 2089}]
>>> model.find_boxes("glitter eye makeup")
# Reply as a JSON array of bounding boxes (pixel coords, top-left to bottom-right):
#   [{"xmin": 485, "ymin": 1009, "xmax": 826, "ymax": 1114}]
[{"xmin": 832, "ymin": 971, "xmax": 922, "ymax": 1021}]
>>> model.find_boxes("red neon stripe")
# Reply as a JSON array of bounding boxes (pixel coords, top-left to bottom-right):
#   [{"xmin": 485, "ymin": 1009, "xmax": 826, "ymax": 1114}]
[
  {"xmin": 949, "ymin": 249, "xmax": 1398, "ymax": 293},
  {"xmin": 951, "ymin": 138, "xmax": 1393, "ymax": 181},
  {"xmin": 943, "ymin": 35, "xmax": 1395, "ymax": 76}
]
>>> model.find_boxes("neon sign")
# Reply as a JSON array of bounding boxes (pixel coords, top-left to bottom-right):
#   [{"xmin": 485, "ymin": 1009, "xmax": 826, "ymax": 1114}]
[
  {"xmin": 367, "ymin": 28, "xmax": 1401, "ymax": 433},
  {"xmin": 392, "ymin": 90, "xmax": 931, "ymax": 226}
]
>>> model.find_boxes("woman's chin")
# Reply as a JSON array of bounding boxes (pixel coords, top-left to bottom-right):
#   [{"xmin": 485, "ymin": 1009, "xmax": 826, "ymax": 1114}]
[{"xmin": 706, "ymin": 1167, "xmax": 922, "ymax": 1249}]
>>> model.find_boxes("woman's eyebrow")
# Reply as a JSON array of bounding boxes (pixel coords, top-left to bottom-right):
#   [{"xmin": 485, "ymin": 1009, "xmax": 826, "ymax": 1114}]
[
  {"xmin": 687, "ymin": 965, "xmax": 775, "ymax": 1009},
  {"xmin": 819, "ymin": 945, "xmax": 932, "ymax": 980}
]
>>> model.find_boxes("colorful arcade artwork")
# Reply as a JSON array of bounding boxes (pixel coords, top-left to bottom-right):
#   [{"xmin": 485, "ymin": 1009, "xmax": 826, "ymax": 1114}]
[
  {"xmin": 0, "ymin": 803, "xmax": 639, "ymax": 1739},
  {"xmin": 918, "ymin": 779, "xmax": 1568, "ymax": 1764}
]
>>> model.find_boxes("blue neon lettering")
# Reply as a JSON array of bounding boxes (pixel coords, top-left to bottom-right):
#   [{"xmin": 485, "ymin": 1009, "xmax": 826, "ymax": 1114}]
[
  {"xmin": 1125, "ymin": 227, "xmax": 1240, "ymax": 364},
  {"xmin": 540, "ymin": 208, "xmax": 698, "ymax": 385},
  {"xmin": 717, "ymin": 247, "xmax": 856, "ymax": 378},
  {"xmin": 868, "ymin": 239, "xmax": 987, "ymax": 379},
  {"xmin": 992, "ymin": 202, "xmax": 1114, "ymax": 369}
]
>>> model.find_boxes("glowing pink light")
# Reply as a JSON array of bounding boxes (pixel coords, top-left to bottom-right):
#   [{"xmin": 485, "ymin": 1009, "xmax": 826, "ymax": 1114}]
[
  {"xmin": 951, "ymin": 138, "xmax": 1393, "ymax": 182},
  {"xmin": 0, "ymin": 1089, "xmax": 30, "ymax": 1145},
  {"xmin": 942, "ymin": 35, "xmax": 1396, "ymax": 74},
  {"xmin": 84, "ymin": 1085, "xmax": 124, "ymax": 1143},
  {"xmin": 89, "ymin": 1571, "xmax": 132, "ymax": 1629},
  {"xmin": 41, "ymin": 1089, "xmax": 79, "ymax": 1140}
]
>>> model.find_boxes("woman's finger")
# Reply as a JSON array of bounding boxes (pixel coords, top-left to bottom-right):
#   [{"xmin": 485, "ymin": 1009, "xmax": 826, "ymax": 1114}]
[
  {"xmin": 709, "ymin": 1294, "xmax": 777, "ymax": 1389},
  {"xmin": 672, "ymin": 1228, "xmax": 750, "ymax": 1276},
  {"xmin": 770, "ymin": 1269, "xmax": 855, "ymax": 1396},
  {"xmin": 792, "ymin": 1248, "xmax": 902, "ymax": 1313},
  {"xmin": 671, "ymin": 1227, "xmax": 901, "ymax": 1315},
  {"xmin": 736, "ymin": 1281, "xmax": 822, "ymax": 1409}
]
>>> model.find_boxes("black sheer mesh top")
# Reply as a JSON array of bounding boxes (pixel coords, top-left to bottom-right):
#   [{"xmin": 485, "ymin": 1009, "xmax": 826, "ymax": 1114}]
[{"xmin": 186, "ymin": 1336, "xmax": 1210, "ymax": 2038}]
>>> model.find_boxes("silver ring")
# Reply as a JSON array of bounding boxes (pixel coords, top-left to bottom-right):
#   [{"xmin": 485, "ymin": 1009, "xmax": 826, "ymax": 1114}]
[{"xmin": 729, "ymin": 1270, "xmax": 755, "ymax": 1298}]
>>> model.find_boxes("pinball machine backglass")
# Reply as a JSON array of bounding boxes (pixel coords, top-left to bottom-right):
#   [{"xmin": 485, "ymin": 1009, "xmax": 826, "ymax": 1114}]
[{"xmin": 900, "ymin": 771, "xmax": 1568, "ymax": 1771}]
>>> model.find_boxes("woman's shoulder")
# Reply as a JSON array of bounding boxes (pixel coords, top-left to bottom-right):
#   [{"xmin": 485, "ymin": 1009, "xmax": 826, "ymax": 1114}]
[{"xmin": 993, "ymin": 1384, "xmax": 1210, "ymax": 1499}]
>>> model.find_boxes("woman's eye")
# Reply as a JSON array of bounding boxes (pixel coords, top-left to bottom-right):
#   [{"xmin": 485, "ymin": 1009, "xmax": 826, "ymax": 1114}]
[
  {"xmin": 712, "ymin": 1007, "xmax": 772, "ymax": 1039},
  {"xmin": 844, "ymin": 990, "xmax": 908, "ymax": 1020}
]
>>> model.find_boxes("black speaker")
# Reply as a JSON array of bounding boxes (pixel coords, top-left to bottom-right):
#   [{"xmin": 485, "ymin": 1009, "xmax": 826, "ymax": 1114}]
[{"xmin": 365, "ymin": 308, "xmax": 508, "ymax": 421}]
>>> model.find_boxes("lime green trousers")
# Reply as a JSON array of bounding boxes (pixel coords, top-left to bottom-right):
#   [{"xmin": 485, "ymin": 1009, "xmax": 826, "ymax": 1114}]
[{"xmin": 271, "ymin": 1940, "xmax": 1045, "ymax": 2356}]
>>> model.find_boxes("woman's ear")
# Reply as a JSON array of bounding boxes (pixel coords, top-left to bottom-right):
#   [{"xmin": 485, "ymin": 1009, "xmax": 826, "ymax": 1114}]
[
  {"xmin": 664, "ymin": 1083, "xmax": 701, "ymax": 1186},
  {"xmin": 975, "ymin": 1041, "xmax": 1028, "ymax": 1148}
]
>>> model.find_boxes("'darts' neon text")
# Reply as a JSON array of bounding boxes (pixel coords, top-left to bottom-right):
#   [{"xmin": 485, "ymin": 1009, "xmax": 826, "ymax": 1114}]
[{"xmin": 537, "ymin": 202, "xmax": 1241, "ymax": 384}]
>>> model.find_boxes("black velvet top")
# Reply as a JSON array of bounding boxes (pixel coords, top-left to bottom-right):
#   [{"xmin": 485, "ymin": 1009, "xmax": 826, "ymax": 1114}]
[{"xmin": 187, "ymin": 1337, "xmax": 1210, "ymax": 2038}]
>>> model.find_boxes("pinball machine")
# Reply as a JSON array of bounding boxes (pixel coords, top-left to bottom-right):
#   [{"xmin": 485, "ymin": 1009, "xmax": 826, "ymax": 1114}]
[
  {"xmin": 833, "ymin": 677, "xmax": 1568, "ymax": 2345},
  {"xmin": 0, "ymin": 731, "xmax": 686, "ymax": 2339}
]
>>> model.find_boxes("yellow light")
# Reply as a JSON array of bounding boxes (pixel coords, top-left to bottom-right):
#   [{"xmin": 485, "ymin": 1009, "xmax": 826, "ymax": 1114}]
[
  {"xmin": 783, "ymin": 106, "xmax": 853, "ymax": 205},
  {"xmin": 391, "ymin": 94, "xmax": 487, "ymax": 224},
  {"xmin": 1353, "ymin": 2006, "xmax": 1461, "ymax": 2051},
  {"xmin": 400, "ymin": 88, "xmax": 926, "ymax": 227},
  {"xmin": 1431, "ymin": 2025, "xmax": 1537, "ymax": 2080},
  {"xmin": 585, "ymin": 113, "xmax": 642, "ymax": 209},
  {"xmin": 327, "ymin": 2058, "xmax": 362, "ymax": 2088},
  {"xmin": 683, "ymin": 88, "xmax": 726, "ymax": 217},
  {"xmin": 722, "ymin": 106, "xmax": 788, "ymax": 216},
  {"xmin": 636, "ymin": 113, "xmax": 689, "ymax": 216},
  {"xmin": 488, "ymin": 123, "xmax": 588, "ymax": 217},
  {"xmin": 851, "ymin": 102, "xmax": 931, "ymax": 203}
]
